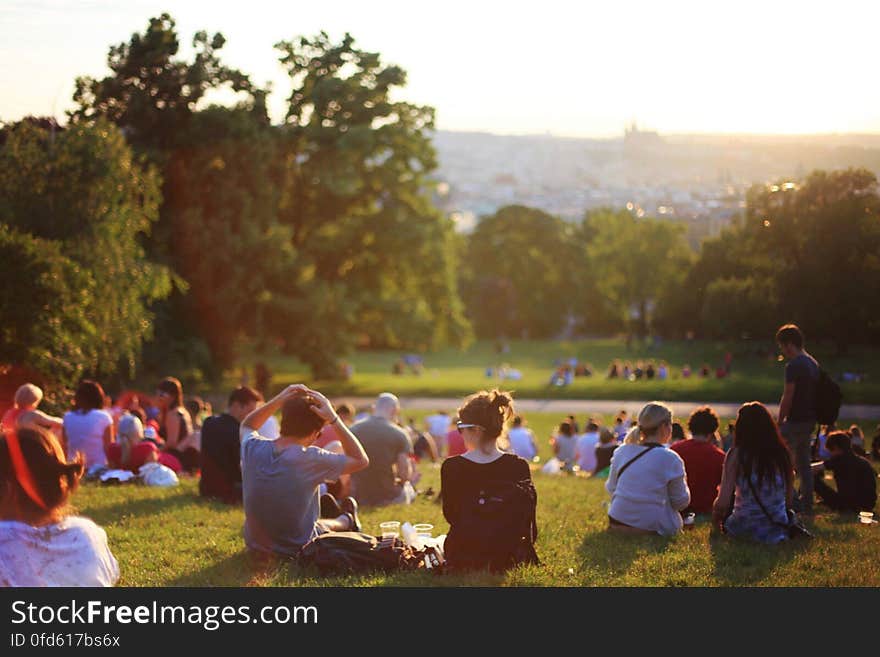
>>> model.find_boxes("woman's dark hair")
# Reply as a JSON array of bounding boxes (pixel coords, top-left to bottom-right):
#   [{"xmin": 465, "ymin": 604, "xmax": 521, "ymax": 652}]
[
  {"xmin": 557, "ymin": 421, "xmax": 574, "ymax": 437},
  {"xmin": 733, "ymin": 402, "xmax": 793, "ymax": 489},
  {"xmin": 73, "ymin": 380, "xmax": 105, "ymax": 413},
  {"xmin": 185, "ymin": 396, "xmax": 205, "ymax": 422},
  {"xmin": 688, "ymin": 406, "xmax": 720, "ymax": 436},
  {"xmin": 512, "ymin": 415, "xmax": 523, "ymax": 428},
  {"xmin": 457, "ymin": 389, "xmax": 514, "ymax": 442},
  {"xmin": 280, "ymin": 396, "xmax": 324, "ymax": 438},
  {"xmin": 0, "ymin": 428, "xmax": 84, "ymax": 520},
  {"xmin": 157, "ymin": 377, "xmax": 183, "ymax": 409},
  {"xmin": 671, "ymin": 422, "xmax": 686, "ymax": 442}
]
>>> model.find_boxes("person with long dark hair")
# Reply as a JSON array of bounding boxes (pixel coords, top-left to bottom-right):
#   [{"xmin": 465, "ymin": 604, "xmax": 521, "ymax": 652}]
[
  {"xmin": 155, "ymin": 377, "xmax": 197, "ymax": 472},
  {"xmin": 712, "ymin": 402, "xmax": 795, "ymax": 543},
  {"xmin": 62, "ymin": 380, "xmax": 114, "ymax": 471}
]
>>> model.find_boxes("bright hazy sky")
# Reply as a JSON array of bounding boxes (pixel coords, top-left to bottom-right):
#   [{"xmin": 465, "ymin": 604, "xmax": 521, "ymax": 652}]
[{"xmin": 2, "ymin": 0, "xmax": 879, "ymax": 137}]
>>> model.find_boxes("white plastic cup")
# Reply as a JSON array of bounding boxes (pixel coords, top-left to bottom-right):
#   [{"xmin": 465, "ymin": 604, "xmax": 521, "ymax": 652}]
[
  {"xmin": 379, "ymin": 521, "xmax": 401, "ymax": 539},
  {"xmin": 413, "ymin": 523, "xmax": 434, "ymax": 538},
  {"xmin": 859, "ymin": 512, "xmax": 874, "ymax": 525}
]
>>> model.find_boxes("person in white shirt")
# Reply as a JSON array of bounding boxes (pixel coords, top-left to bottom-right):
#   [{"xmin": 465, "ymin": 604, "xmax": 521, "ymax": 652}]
[
  {"xmin": 507, "ymin": 415, "xmax": 538, "ymax": 460},
  {"xmin": 62, "ymin": 380, "xmax": 114, "ymax": 470},
  {"xmin": 0, "ymin": 427, "xmax": 119, "ymax": 586},
  {"xmin": 425, "ymin": 410, "xmax": 451, "ymax": 456},
  {"xmin": 575, "ymin": 420, "xmax": 601, "ymax": 474},
  {"xmin": 606, "ymin": 402, "xmax": 690, "ymax": 536}
]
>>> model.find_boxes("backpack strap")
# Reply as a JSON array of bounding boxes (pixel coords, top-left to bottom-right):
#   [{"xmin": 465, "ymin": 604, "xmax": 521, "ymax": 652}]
[{"xmin": 615, "ymin": 443, "xmax": 662, "ymax": 481}]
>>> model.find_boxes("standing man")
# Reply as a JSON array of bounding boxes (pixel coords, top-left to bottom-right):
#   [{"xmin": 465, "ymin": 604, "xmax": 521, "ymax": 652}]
[{"xmin": 776, "ymin": 324, "xmax": 820, "ymax": 514}]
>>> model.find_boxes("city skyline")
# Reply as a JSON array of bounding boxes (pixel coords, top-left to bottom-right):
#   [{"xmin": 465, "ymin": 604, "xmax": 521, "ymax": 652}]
[{"xmin": 3, "ymin": 1, "xmax": 880, "ymax": 137}]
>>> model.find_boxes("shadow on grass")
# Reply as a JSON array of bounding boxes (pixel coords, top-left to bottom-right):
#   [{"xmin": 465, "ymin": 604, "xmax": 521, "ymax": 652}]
[
  {"xmin": 707, "ymin": 529, "xmax": 810, "ymax": 585},
  {"xmin": 167, "ymin": 550, "xmax": 267, "ymax": 587},
  {"xmin": 78, "ymin": 490, "xmax": 210, "ymax": 527},
  {"xmin": 578, "ymin": 528, "xmax": 673, "ymax": 583}
]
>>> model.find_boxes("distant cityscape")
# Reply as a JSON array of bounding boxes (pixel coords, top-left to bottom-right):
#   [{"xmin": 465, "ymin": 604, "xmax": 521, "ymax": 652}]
[{"xmin": 431, "ymin": 127, "xmax": 880, "ymax": 245}]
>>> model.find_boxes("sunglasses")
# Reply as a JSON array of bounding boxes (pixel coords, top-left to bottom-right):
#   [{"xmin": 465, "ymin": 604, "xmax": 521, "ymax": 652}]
[{"xmin": 456, "ymin": 422, "xmax": 484, "ymax": 432}]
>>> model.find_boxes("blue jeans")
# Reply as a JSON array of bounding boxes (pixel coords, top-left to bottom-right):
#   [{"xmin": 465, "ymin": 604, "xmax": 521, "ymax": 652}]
[{"xmin": 781, "ymin": 420, "xmax": 815, "ymax": 513}]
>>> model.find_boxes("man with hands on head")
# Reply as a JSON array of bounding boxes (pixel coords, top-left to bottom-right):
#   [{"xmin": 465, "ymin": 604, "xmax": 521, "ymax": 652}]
[{"xmin": 239, "ymin": 385, "xmax": 370, "ymax": 557}]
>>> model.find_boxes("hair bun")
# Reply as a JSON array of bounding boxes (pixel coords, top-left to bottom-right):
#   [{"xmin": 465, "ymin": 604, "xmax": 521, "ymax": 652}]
[{"xmin": 490, "ymin": 390, "xmax": 513, "ymax": 410}]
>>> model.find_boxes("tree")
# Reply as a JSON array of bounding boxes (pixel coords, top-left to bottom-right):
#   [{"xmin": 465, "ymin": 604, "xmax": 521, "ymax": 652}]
[
  {"xmin": 0, "ymin": 119, "xmax": 172, "ymax": 388},
  {"xmin": 461, "ymin": 205, "xmax": 580, "ymax": 339},
  {"xmin": 273, "ymin": 32, "xmax": 471, "ymax": 374},
  {"xmin": 581, "ymin": 208, "xmax": 693, "ymax": 337}
]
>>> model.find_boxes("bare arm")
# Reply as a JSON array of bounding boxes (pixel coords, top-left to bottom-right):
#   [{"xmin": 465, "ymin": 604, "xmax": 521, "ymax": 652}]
[
  {"xmin": 164, "ymin": 411, "xmax": 181, "ymax": 449},
  {"xmin": 778, "ymin": 382, "xmax": 795, "ymax": 424},
  {"xmin": 241, "ymin": 384, "xmax": 309, "ymax": 433},
  {"xmin": 396, "ymin": 451, "xmax": 412, "ymax": 483},
  {"xmin": 102, "ymin": 423, "xmax": 114, "ymax": 450},
  {"xmin": 308, "ymin": 389, "xmax": 369, "ymax": 475},
  {"xmin": 713, "ymin": 448, "xmax": 739, "ymax": 529}
]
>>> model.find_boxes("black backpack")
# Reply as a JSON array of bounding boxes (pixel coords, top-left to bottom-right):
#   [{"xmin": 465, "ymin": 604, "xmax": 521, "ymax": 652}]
[
  {"xmin": 444, "ymin": 478, "xmax": 539, "ymax": 572},
  {"xmin": 815, "ymin": 368, "xmax": 842, "ymax": 425},
  {"xmin": 298, "ymin": 532, "xmax": 429, "ymax": 576}
]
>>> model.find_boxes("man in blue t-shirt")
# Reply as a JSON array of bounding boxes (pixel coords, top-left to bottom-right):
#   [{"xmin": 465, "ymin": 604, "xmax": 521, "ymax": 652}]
[
  {"xmin": 239, "ymin": 385, "xmax": 370, "ymax": 557},
  {"xmin": 776, "ymin": 323, "xmax": 820, "ymax": 514}
]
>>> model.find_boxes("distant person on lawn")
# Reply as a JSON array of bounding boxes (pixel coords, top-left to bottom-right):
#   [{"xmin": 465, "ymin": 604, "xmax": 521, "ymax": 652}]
[
  {"xmin": 155, "ymin": 377, "xmax": 197, "ymax": 473},
  {"xmin": 62, "ymin": 380, "xmax": 114, "ymax": 471},
  {"xmin": 671, "ymin": 406, "xmax": 725, "ymax": 515},
  {"xmin": 351, "ymin": 393, "xmax": 418, "ymax": 506},
  {"xmin": 507, "ymin": 415, "xmax": 538, "ymax": 461},
  {"xmin": 776, "ymin": 324, "xmax": 820, "ymax": 514},
  {"xmin": 812, "ymin": 431, "xmax": 877, "ymax": 513},
  {"xmin": 2, "ymin": 384, "xmax": 63, "ymax": 435},
  {"xmin": 199, "ymin": 386, "xmax": 263, "ymax": 504},
  {"xmin": 240, "ymin": 385, "xmax": 368, "ymax": 557},
  {"xmin": 593, "ymin": 428, "xmax": 619, "ymax": 477},
  {"xmin": 0, "ymin": 427, "xmax": 119, "ymax": 586},
  {"xmin": 606, "ymin": 402, "xmax": 690, "ymax": 536},
  {"xmin": 575, "ymin": 419, "xmax": 601, "ymax": 474}
]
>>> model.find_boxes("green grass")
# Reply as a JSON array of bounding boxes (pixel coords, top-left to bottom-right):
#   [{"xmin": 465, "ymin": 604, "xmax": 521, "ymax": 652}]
[
  {"xmin": 228, "ymin": 339, "xmax": 880, "ymax": 404},
  {"xmin": 72, "ymin": 411, "xmax": 880, "ymax": 587}
]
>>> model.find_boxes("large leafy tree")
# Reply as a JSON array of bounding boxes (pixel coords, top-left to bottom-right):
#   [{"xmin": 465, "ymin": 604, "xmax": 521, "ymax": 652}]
[
  {"xmin": 273, "ymin": 32, "xmax": 471, "ymax": 373},
  {"xmin": 0, "ymin": 119, "xmax": 172, "ymax": 391},
  {"xmin": 461, "ymin": 205, "xmax": 580, "ymax": 339}
]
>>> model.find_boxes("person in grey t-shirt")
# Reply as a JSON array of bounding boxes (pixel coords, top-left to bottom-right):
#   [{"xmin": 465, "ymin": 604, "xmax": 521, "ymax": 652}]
[
  {"xmin": 239, "ymin": 385, "xmax": 370, "ymax": 556},
  {"xmin": 776, "ymin": 323, "xmax": 820, "ymax": 514}
]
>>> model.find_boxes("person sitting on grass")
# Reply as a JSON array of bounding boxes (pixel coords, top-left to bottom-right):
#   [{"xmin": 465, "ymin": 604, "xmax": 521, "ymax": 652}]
[
  {"xmin": 441, "ymin": 389, "xmax": 538, "ymax": 572},
  {"xmin": 575, "ymin": 419, "xmax": 601, "ymax": 474},
  {"xmin": 671, "ymin": 406, "xmax": 725, "ymax": 515},
  {"xmin": 712, "ymin": 402, "xmax": 795, "ymax": 544},
  {"xmin": 606, "ymin": 402, "xmax": 690, "ymax": 535},
  {"xmin": 2, "ymin": 384, "xmax": 63, "ymax": 435},
  {"xmin": 105, "ymin": 408, "xmax": 159, "ymax": 473},
  {"xmin": 848, "ymin": 425, "xmax": 868, "ymax": 458},
  {"xmin": 593, "ymin": 428, "xmax": 619, "ymax": 477},
  {"xmin": 351, "ymin": 393, "xmax": 419, "ymax": 506},
  {"xmin": 240, "ymin": 385, "xmax": 369, "ymax": 558},
  {"xmin": 0, "ymin": 427, "xmax": 119, "ymax": 586},
  {"xmin": 199, "ymin": 386, "xmax": 263, "ymax": 504},
  {"xmin": 551, "ymin": 420, "xmax": 578, "ymax": 473},
  {"xmin": 812, "ymin": 431, "xmax": 877, "ymax": 513}
]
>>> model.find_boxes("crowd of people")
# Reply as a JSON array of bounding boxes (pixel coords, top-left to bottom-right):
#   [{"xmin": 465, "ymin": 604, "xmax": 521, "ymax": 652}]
[{"xmin": 0, "ymin": 323, "xmax": 877, "ymax": 585}]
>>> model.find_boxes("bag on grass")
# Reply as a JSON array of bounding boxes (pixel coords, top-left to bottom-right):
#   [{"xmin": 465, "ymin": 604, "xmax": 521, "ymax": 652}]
[
  {"xmin": 298, "ymin": 532, "xmax": 434, "ymax": 575},
  {"xmin": 139, "ymin": 462, "xmax": 179, "ymax": 487}
]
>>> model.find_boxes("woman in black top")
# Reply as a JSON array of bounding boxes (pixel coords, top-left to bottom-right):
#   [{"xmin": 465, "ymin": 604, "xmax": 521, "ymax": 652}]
[
  {"xmin": 155, "ymin": 377, "xmax": 197, "ymax": 472},
  {"xmin": 441, "ymin": 389, "xmax": 538, "ymax": 572}
]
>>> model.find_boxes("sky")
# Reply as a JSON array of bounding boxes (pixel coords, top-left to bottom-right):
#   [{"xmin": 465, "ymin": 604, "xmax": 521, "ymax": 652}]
[{"xmin": 2, "ymin": 0, "xmax": 879, "ymax": 138}]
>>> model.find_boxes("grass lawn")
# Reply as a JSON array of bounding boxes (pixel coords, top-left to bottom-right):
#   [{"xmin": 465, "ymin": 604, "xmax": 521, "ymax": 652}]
[
  {"xmin": 73, "ymin": 412, "xmax": 880, "ymax": 587},
  {"xmin": 227, "ymin": 339, "xmax": 880, "ymax": 404}
]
